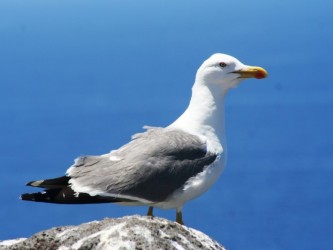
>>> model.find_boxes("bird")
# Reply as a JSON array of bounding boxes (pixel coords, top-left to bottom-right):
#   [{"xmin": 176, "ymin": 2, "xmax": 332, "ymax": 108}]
[{"xmin": 20, "ymin": 53, "xmax": 268, "ymax": 225}]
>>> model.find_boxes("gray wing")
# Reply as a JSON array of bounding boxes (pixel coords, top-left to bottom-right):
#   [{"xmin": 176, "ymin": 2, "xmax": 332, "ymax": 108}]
[{"xmin": 67, "ymin": 128, "xmax": 218, "ymax": 202}]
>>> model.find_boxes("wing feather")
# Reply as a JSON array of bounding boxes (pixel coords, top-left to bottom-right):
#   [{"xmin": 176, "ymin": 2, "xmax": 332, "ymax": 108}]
[{"xmin": 67, "ymin": 128, "xmax": 218, "ymax": 202}]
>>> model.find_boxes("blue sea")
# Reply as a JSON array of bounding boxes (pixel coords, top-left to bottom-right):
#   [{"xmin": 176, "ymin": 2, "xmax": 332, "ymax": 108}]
[{"xmin": 1, "ymin": 1, "xmax": 332, "ymax": 249}]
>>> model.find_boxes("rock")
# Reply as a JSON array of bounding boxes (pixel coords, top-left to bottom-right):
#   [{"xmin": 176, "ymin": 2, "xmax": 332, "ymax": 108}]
[{"xmin": 0, "ymin": 215, "xmax": 226, "ymax": 250}]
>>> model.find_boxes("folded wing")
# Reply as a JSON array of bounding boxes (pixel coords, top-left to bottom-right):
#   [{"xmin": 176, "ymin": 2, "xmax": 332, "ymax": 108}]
[{"xmin": 21, "ymin": 128, "xmax": 218, "ymax": 204}]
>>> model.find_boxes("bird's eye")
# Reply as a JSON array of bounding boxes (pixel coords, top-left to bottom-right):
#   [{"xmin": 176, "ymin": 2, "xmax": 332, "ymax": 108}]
[{"xmin": 219, "ymin": 62, "xmax": 227, "ymax": 68}]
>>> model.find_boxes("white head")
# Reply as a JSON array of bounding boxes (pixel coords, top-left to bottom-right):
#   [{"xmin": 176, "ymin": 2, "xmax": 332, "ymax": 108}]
[
  {"xmin": 169, "ymin": 53, "xmax": 268, "ymax": 142},
  {"xmin": 195, "ymin": 53, "xmax": 268, "ymax": 93}
]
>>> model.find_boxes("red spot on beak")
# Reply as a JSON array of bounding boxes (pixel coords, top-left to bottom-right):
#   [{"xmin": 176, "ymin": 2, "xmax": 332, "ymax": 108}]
[{"xmin": 255, "ymin": 69, "xmax": 267, "ymax": 79}]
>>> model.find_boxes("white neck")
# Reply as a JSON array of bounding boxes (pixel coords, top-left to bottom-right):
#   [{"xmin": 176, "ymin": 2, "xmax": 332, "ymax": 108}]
[{"xmin": 168, "ymin": 81, "xmax": 227, "ymax": 154}]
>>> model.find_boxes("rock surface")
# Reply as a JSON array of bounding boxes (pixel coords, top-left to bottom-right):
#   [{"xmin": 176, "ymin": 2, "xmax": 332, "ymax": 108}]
[{"xmin": 0, "ymin": 215, "xmax": 226, "ymax": 250}]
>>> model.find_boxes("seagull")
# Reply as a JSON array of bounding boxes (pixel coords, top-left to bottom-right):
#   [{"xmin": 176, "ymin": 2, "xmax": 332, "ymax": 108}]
[{"xmin": 21, "ymin": 53, "xmax": 267, "ymax": 225}]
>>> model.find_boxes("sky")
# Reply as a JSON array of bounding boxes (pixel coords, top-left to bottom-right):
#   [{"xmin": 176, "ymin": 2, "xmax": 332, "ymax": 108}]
[{"xmin": 0, "ymin": 0, "xmax": 332, "ymax": 249}]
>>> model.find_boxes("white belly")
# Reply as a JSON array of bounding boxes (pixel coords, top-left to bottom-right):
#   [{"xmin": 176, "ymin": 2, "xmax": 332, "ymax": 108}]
[{"xmin": 156, "ymin": 154, "xmax": 225, "ymax": 209}]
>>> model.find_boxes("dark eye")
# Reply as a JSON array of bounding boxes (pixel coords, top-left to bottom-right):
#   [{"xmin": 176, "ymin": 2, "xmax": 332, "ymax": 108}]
[{"xmin": 219, "ymin": 62, "xmax": 227, "ymax": 68}]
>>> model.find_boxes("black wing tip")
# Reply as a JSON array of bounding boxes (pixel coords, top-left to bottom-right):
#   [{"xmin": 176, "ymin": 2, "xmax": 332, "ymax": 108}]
[
  {"xmin": 25, "ymin": 176, "xmax": 70, "ymax": 188},
  {"xmin": 19, "ymin": 188, "xmax": 136, "ymax": 204},
  {"xmin": 20, "ymin": 193, "xmax": 36, "ymax": 201},
  {"xmin": 26, "ymin": 180, "xmax": 45, "ymax": 187},
  {"xmin": 20, "ymin": 191, "xmax": 55, "ymax": 203},
  {"xmin": 26, "ymin": 180, "xmax": 37, "ymax": 187}
]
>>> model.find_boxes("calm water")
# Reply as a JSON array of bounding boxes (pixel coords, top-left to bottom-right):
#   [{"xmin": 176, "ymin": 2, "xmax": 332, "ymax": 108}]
[{"xmin": 1, "ymin": 1, "xmax": 332, "ymax": 249}]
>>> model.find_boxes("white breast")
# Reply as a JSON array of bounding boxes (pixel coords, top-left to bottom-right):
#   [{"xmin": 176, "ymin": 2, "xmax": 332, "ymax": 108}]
[{"xmin": 156, "ymin": 152, "xmax": 225, "ymax": 209}]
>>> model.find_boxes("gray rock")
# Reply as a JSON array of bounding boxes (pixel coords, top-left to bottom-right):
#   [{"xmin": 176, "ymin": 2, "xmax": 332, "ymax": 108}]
[{"xmin": 0, "ymin": 216, "xmax": 226, "ymax": 250}]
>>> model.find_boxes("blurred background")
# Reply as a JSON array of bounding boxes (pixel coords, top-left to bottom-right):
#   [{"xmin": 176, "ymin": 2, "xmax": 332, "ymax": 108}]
[{"xmin": 1, "ymin": 0, "xmax": 332, "ymax": 249}]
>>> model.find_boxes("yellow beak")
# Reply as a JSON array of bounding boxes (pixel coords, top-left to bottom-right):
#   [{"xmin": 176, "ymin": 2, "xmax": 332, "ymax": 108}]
[{"xmin": 233, "ymin": 66, "xmax": 268, "ymax": 79}]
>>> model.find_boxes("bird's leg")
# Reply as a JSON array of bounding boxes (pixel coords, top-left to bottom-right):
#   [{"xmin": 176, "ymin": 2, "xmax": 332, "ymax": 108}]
[
  {"xmin": 147, "ymin": 206, "xmax": 154, "ymax": 217},
  {"xmin": 176, "ymin": 208, "xmax": 184, "ymax": 225}
]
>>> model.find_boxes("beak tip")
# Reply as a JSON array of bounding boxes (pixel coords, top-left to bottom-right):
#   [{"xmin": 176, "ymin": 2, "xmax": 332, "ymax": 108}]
[
  {"xmin": 235, "ymin": 66, "xmax": 268, "ymax": 79},
  {"xmin": 255, "ymin": 69, "xmax": 268, "ymax": 79}
]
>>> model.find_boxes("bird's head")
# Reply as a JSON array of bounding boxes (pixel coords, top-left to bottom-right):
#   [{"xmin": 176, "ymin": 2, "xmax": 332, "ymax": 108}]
[{"xmin": 195, "ymin": 53, "xmax": 268, "ymax": 92}]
